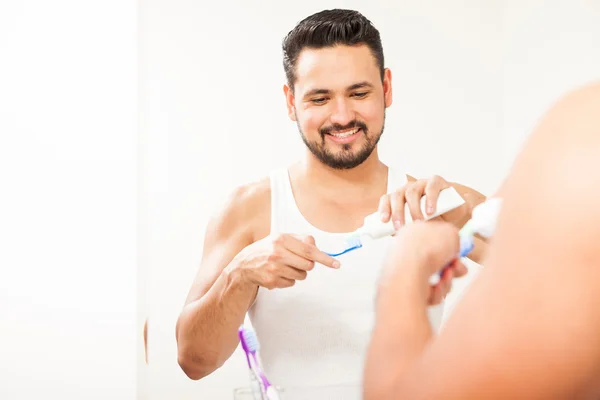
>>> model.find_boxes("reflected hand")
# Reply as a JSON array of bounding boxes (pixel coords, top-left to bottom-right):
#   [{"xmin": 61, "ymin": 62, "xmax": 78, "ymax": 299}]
[
  {"xmin": 378, "ymin": 175, "xmax": 468, "ymax": 230},
  {"xmin": 233, "ymin": 234, "xmax": 340, "ymax": 290}
]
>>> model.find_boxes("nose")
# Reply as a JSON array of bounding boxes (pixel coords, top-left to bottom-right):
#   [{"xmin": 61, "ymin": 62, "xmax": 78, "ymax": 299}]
[{"xmin": 329, "ymin": 98, "xmax": 355, "ymax": 127}]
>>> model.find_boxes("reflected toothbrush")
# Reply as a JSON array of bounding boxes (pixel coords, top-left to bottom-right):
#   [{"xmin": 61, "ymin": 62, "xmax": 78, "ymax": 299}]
[
  {"xmin": 239, "ymin": 325, "xmax": 280, "ymax": 400},
  {"xmin": 238, "ymin": 325, "xmax": 263, "ymax": 399}
]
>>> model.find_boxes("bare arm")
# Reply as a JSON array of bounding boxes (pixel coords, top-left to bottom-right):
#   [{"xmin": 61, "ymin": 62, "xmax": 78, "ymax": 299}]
[
  {"xmin": 175, "ymin": 184, "xmax": 265, "ymax": 380},
  {"xmin": 366, "ymin": 82, "xmax": 600, "ymax": 399},
  {"xmin": 175, "ymin": 180, "xmax": 339, "ymax": 380}
]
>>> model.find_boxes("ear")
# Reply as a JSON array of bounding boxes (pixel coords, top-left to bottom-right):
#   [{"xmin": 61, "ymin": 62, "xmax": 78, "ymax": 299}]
[
  {"xmin": 383, "ymin": 68, "xmax": 393, "ymax": 108},
  {"xmin": 283, "ymin": 83, "xmax": 297, "ymax": 121}
]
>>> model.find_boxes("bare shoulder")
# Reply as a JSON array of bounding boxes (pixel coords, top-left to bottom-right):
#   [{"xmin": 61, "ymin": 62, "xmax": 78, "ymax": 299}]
[
  {"xmin": 181, "ymin": 176, "xmax": 271, "ymax": 306},
  {"xmin": 500, "ymin": 81, "xmax": 600, "ymax": 236},
  {"xmin": 492, "ymin": 81, "xmax": 600, "ymax": 299},
  {"xmin": 206, "ymin": 176, "xmax": 271, "ymax": 246}
]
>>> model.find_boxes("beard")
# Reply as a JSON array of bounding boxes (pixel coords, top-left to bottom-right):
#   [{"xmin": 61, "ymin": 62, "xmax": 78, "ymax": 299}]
[{"xmin": 297, "ymin": 111, "xmax": 385, "ymax": 170}]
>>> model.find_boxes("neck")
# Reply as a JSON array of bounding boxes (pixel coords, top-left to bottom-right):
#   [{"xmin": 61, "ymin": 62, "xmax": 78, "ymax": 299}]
[{"xmin": 297, "ymin": 147, "xmax": 388, "ymax": 193}]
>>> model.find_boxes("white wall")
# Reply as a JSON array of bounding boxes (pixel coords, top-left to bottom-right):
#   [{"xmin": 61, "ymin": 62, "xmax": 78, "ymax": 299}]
[
  {"xmin": 0, "ymin": 1, "xmax": 137, "ymax": 400},
  {"xmin": 138, "ymin": 1, "xmax": 505, "ymax": 399},
  {"xmin": 502, "ymin": 0, "xmax": 600, "ymax": 166}
]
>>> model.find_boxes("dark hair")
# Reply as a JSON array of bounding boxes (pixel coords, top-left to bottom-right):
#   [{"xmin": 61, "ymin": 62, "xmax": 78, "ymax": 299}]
[{"xmin": 282, "ymin": 9, "xmax": 385, "ymax": 90}]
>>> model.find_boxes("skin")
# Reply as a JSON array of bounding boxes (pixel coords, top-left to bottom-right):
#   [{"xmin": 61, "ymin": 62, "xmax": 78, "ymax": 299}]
[
  {"xmin": 363, "ymin": 81, "xmax": 600, "ymax": 399},
  {"xmin": 176, "ymin": 43, "xmax": 487, "ymax": 380},
  {"xmin": 379, "ymin": 175, "xmax": 488, "ymax": 263}
]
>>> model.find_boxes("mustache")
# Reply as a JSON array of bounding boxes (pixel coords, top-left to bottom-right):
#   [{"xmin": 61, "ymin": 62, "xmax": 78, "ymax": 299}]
[{"xmin": 320, "ymin": 121, "xmax": 368, "ymax": 136}]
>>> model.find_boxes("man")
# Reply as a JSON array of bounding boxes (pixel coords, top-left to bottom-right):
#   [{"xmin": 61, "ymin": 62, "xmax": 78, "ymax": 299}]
[
  {"xmin": 363, "ymin": 82, "xmax": 600, "ymax": 399},
  {"xmin": 175, "ymin": 9, "xmax": 486, "ymax": 394}
]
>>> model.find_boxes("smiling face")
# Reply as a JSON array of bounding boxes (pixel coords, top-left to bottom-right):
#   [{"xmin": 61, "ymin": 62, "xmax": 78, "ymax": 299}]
[{"xmin": 284, "ymin": 44, "xmax": 393, "ymax": 169}]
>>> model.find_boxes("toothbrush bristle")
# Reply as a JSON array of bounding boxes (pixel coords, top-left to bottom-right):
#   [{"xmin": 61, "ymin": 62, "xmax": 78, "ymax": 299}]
[
  {"xmin": 322, "ymin": 233, "xmax": 364, "ymax": 257},
  {"xmin": 345, "ymin": 235, "xmax": 363, "ymax": 249},
  {"xmin": 241, "ymin": 326, "xmax": 260, "ymax": 352}
]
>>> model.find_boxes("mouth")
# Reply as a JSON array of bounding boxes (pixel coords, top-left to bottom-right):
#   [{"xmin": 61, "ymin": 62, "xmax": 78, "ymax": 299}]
[{"xmin": 326, "ymin": 127, "xmax": 362, "ymax": 144}]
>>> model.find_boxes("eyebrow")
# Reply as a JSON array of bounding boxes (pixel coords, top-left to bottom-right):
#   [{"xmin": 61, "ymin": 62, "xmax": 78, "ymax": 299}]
[{"xmin": 303, "ymin": 81, "xmax": 374, "ymax": 99}]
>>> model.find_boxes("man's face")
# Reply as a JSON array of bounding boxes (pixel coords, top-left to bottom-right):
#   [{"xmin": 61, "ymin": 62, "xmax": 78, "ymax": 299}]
[{"xmin": 284, "ymin": 44, "xmax": 393, "ymax": 169}]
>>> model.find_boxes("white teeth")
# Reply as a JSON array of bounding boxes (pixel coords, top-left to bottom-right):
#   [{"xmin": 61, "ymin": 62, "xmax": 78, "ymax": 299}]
[{"xmin": 331, "ymin": 128, "xmax": 359, "ymax": 138}]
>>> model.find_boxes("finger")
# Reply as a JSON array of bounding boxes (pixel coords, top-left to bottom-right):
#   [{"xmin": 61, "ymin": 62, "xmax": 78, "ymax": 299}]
[
  {"xmin": 451, "ymin": 260, "xmax": 468, "ymax": 278},
  {"xmin": 276, "ymin": 277, "xmax": 296, "ymax": 289},
  {"xmin": 262, "ymin": 274, "xmax": 294, "ymax": 290},
  {"xmin": 430, "ymin": 268, "xmax": 453, "ymax": 304},
  {"xmin": 280, "ymin": 249, "xmax": 316, "ymax": 271},
  {"xmin": 278, "ymin": 265, "xmax": 308, "ymax": 281},
  {"xmin": 390, "ymin": 190, "xmax": 405, "ymax": 229},
  {"xmin": 440, "ymin": 268, "xmax": 454, "ymax": 295},
  {"xmin": 378, "ymin": 194, "xmax": 391, "ymax": 222},
  {"xmin": 424, "ymin": 177, "xmax": 444, "ymax": 216},
  {"xmin": 405, "ymin": 183, "xmax": 425, "ymax": 221},
  {"xmin": 286, "ymin": 235, "xmax": 341, "ymax": 269},
  {"xmin": 428, "ymin": 284, "xmax": 445, "ymax": 305},
  {"xmin": 443, "ymin": 260, "xmax": 461, "ymax": 284}
]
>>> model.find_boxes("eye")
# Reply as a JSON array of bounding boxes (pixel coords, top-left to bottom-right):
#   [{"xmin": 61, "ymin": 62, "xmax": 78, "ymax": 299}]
[
  {"xmin": 352, "ymin": 92, "xmax": 368, "ymax": 98},
  {"xmin": 311, "ymin": 97, "xmax": 327, "ymax": 105}
]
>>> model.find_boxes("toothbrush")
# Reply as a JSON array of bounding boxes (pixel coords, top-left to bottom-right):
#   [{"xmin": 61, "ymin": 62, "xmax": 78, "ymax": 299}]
[
  {"xmin": 324, "ymin": 186, "xmax": 466, "ymax": 258},
  {"xmin": 238, "ymin": 325, "xmax": 263, "ymax": 399},
  {"xmin": 239, "ymin": 325, "xmax": 280, "ymax": 400},
  {"xmin": 325, "ymin": 236, "xmax": 363, "ymax": 257}
]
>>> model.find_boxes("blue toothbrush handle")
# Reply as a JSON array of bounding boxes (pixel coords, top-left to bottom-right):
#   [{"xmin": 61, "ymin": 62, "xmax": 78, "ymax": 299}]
[{"xmin": 324, "ymin": 245, "xmax": 361, "ymax": 257}]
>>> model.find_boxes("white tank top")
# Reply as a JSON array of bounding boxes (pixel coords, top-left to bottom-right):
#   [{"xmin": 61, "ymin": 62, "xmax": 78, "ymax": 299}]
[{"xmin": 247, "ymin": 166, "xmax": 445, "ymax": 399}]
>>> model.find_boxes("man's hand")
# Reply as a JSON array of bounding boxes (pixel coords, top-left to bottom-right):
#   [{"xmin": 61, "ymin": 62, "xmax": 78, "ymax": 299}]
[
  {"xmin": 229, "ymin": 233, "xmax": 340, "ymax": 290},
  {"xmin": 379, "ymin": 221, "xmax": 468, "ymax": 305},
  {"xmin": 378, "ymin": 175, "xmax": 469, "ymax": 230}
]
